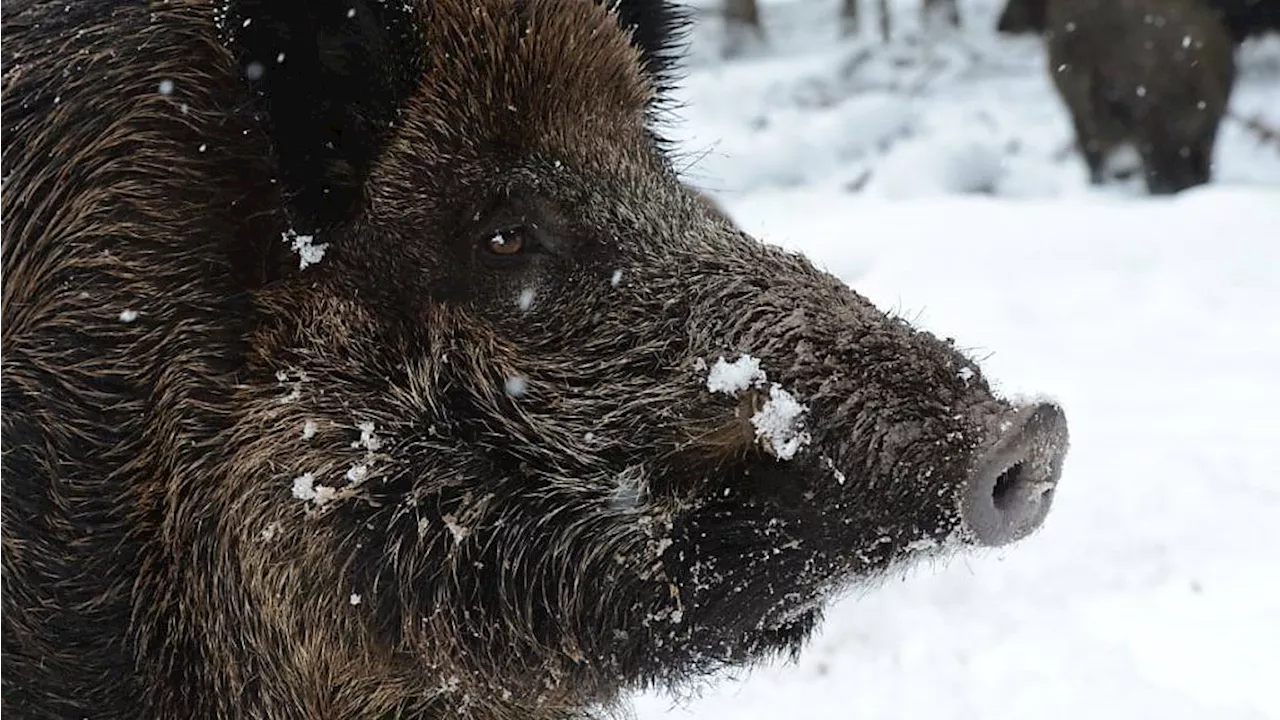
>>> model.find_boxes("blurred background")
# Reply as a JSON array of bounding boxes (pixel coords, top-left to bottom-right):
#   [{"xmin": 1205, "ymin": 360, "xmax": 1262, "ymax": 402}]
[{"xmin": 628, "ymin": 0, "xmax": 1280, "ymax": 718}]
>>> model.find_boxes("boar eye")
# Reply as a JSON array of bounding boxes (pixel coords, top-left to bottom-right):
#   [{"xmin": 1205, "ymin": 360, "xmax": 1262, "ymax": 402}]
[{"xmin": 480, "ymin": 226, "xmax": 536, "ymax": 261}]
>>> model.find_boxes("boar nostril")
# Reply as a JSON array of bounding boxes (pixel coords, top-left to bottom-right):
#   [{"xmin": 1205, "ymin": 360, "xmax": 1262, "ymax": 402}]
[
  {"xmin": 991, "ymin": 462, "xmax": 1024, "ymax": 512},
  {"xmin": 962, "ymin": 402, "xmax": 1069, "ymax": 547}
]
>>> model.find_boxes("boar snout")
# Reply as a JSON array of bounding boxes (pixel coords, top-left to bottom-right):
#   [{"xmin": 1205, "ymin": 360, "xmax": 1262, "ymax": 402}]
[{"xmin": 963, "ymin": 401, "xmax": 1068, "ymax": 546}]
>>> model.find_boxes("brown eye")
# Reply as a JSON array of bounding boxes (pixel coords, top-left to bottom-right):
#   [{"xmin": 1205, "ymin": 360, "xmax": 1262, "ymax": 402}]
[{"xmin": 484, "ymin": 228, "xmax": 527, "ymax": 256}]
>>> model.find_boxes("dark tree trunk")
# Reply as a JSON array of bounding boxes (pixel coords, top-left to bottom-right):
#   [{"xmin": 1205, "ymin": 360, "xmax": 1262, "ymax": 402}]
[
  {"xmin": 724, "ymin": 0, "xmax": 763, "ymax": 55},
  {"xmin": 725, "ymin": 0, "xmax": 761, "ymax": 29},
  {"xmin": 841, "ymin": 0, "xmax": 860, "ymax": 36}
]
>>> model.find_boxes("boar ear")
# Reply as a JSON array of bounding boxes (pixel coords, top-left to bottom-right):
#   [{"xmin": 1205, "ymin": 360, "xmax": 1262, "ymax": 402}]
[
  {"xmin": 609, "ymin": 0, "xmax": 690, "ymax": 103},
  {"xmin": 219, "ymin": 1, "xmax": 424, "ymax": 229}
]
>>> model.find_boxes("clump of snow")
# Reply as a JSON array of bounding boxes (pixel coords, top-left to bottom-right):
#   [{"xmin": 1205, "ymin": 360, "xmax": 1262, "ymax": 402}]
[
  {"xmin": 750, "ymin": 385, "xmax": 811, "ymax": 461},
  {"xmin": 611, "ymin": 269, "xmax": 625, "ymax": 287},
  {"xmin": 245, "ymin": 60, "xmax": 264, "ymax": 81},
  {"xmin": 301, "ymin": 419, "xmax": 318, "ymax": 440},
  {"xmin": 291, "ymin": 473, "xmax": 334, "ymax": 506},
  {"xmin": 290, "ymin": 473, "xmax": 315, "ymax": 500},
  {"xmin": 351, "ymin": 421, "xmax": 381, "ymax": 452},
  {"xmin": 283, "ymin": 228, "xmax": 328, "ymax": 270},
  {"xmin": 118, "ymin": 309, "xmax": 138, "ymax": 322},
  {"xmin": 157, "ymin": 79, "xmax": 174, "ymax": 95},
  {"xmin": 705, "ymin": 354, "xmax": 810, "ymax": 460},
  {"xmin": 344, "ymin": 463, "xmax": 369, "ymax": 485},
  {"xmin": 706, "ymin": 354, "xmax": 767, "ymax": 394},
  {"xmin": 349, "ymin": 593, "xmax": 361, "ymax": 606}
]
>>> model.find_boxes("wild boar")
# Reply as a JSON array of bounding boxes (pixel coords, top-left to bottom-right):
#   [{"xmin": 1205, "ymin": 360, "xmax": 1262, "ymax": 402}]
[
  {"xmin": 1, "ymin": 0, "xmax": 1070, "ymax": 718},
  {"xmin": 1045, "ymin": 0, "xmax": 1236, "ymax": 193},
  {"xmin": 999, "ymin": 0, "xmax": 1278, "ymax": 43},
  {"xmin": 1211, "ymin": 0, "xmax": 1280, "ymax": 42}
]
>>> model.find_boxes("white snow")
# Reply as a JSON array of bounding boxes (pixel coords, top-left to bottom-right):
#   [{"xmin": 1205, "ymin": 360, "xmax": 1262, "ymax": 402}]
[
  {"xmin": 290, "ymin": 472, "xmax": 334, "ymax": 506},
  {"xmin": 118, "ymin": 309, "xmax": 138, "ymax": 322},
  {"xmin": 632, "ymin": 1, "xmax": 1280, "ymax": 719},
  {"xmin": 344, "ymin": 463, "xmax": 368, "ymax": 485},
  {"xmin": 705, "ymin": 354, "xmax": 810, "ymax": 459},
  {"xmin": 705, "ymin": 354, "xmax": 766, "ymax": 394},
  {"xmin": 301, "ymin": 419, "xmax": 318, "ymax": 440},
  {"xmin": 311, "ymin": 484, "xmax": 336, "ymax": 505},
  {"xmin": 750, "ymin": 384, "xmax": 811, "ymax": 460},
  {"xmin": 349, "ymin": 593, "xmax": 362, "ymax": 606},
  {"xmin": 290, "ymin": 473, "xmax": 316, "ymax": 501},
  {"xmin": 283, "ymin": 228, "xmax": 328, "ymax": 270},
  {"xmin": 351, "ymin": 421, "xmax": 381, "ymax": 452}
]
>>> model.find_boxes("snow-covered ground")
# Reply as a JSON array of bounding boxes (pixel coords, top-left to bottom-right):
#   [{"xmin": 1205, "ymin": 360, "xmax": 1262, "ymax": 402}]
[{"xmin": 630, "ymin": 1, "xmax": 1280, "ymax": 718}]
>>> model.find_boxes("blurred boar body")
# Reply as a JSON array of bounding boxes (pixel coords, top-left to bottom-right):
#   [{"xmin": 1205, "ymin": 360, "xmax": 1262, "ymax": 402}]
[
  {"xmin": 1046, "ymin": 0, "xmax": 1236, "ymax": 193},
  {"xmin": 1, "ymin": 0, "xmax": 1069, "ymax": 718},
  {"xmin": 1212, "ymin": 0, "xmax": 1280, "ymax": 41},
  {"xmin": 1000, "ymin": 0, "xmax": 1278, "ymax": 42}
]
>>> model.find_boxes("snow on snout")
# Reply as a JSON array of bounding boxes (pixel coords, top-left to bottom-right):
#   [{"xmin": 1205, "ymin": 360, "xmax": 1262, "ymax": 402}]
[
  {"xmin": 752, "ymin": 385, "xmax": 811, "ymax": 461},
  {"xmin": 705, "ymin": 354, "xmax": 811, "ymax": 461}
]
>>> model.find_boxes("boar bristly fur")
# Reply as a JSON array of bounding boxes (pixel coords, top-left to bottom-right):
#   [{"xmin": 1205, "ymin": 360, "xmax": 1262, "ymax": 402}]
[
  {"xmin": 1045, "ymin": 0, "xmax": 1236, "ymax": 194},
  {"xmin": 2, "ymin": 1, "xmax": 1067, "ymax": 719}
]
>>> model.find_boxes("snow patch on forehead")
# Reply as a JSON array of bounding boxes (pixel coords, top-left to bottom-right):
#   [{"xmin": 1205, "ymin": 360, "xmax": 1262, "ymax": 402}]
[{"xmin": 706, "ymin": 354, "xmax": 767, "ymax": 394}]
